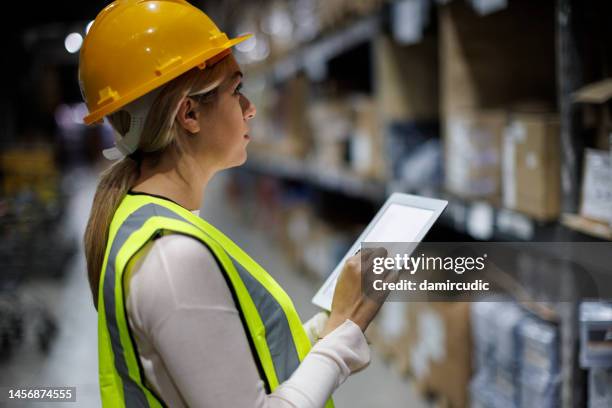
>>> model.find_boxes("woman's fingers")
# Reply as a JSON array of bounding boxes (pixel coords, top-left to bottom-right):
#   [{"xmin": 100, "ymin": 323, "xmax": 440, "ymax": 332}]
[{"xmin": 360, "ymin": 246, "xmax": 388, "ymax": 273}]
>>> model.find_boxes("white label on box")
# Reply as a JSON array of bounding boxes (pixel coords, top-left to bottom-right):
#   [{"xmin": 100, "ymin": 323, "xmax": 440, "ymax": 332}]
[
  {"xmin": 502, "ymin": 122, "xmax": 526, "ymax": 210},
  {"xmin": 447, "ymin": 118, "xmax": 483, "ymax": 194},
  {"xmin": 581, "ymin": 149, "xmax": 612, "ymax": 223},
  {"xmin": 351, "ymin": 131, "xmax": 372, "ymax": 174},
  {"xmin": 392, "ymin": 0, "xmax": 429, "ymax": 45}
]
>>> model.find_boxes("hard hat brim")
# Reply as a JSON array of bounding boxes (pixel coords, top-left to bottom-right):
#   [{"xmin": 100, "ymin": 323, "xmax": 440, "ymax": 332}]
[{"xmin": 83, "ymin": 33, "xmax": 253, "ymax": 126}]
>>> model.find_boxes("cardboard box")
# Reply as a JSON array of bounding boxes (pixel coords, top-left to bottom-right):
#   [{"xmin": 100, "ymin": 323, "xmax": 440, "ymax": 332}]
[
  {"xmin": 502, "ymin": 113, "xmax": 561, "ymax": 220},
  {"xmin": 251, "ymin": 74, "xmax": 313, "ymax": 160},
  {"xmin": 374, "ymin": 33, "xmax": 438, "ymax": 122},
  {"xmin": 281, "ymin": 204, "xmax": 315, "ymax": 267},
  {"xmin": 307, "ymin": 98, "xmax": 352, "ymax": 170},
  {"xmin": 370, "ymin": 302, "xmax": 473, "ymax": 408},
  {"xmin": 284, "ymin": 75, "xmax": 313, "ymax": 158},
  {"xmin": 439, "ymin": 0, "xmax": 555, "ymax": 116},
  {"xmin": 316, "ymin": 0, "xmax": 386, "ymax": 30},
  {"xmin": 589, "ymin": 368, "xmax": 612, "ymax": 408},
  {"xmin": 372, "ymin": 302, "xmax": 472, "ymax": 407},
  {"xmin": 406, "ymin": 302, "xmax": 472, "ymax": 408},
  {"xmin": 444, "ymin": 110, "xmax": 506, "ymax": 203},
  {"xmin": 369, "ymin": 302, "xmax": 411, "ymax": 364},
  {"xmin": 580, "ymin": 302, "xmax": 612, "ymax": 369},
  {"xmin": 316, "ymin": 0, "xmax": 349, "ymax": 30}
]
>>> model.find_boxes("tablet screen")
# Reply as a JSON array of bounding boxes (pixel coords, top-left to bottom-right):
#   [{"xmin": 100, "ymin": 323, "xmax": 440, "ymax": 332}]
[
  {"xmin": 363, "ymin": 203, "xmax": 435, "ymax": 243},
  {"xmin": 312, "ymin": 196, "xmax": 446, "ymax": 311}
]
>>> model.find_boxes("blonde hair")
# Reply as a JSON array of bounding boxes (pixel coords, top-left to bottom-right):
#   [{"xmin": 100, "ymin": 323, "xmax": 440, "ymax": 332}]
[{"xmin": 84, "ymin": 55, "xmax": 235, "ymax": 308}]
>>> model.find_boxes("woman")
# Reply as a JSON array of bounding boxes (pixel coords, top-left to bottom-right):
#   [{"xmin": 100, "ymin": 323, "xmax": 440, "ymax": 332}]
[{"xmin": 80, "ymin": 1, "xmax": 388, "ymax": 407}]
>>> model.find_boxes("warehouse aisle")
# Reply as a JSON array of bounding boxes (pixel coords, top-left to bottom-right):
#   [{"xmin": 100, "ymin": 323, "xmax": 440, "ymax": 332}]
[
  {"xmin": 2, "ymin": 169, "xmax": 427, "ymax": 408},
  {"xmin": 1, "ymin": 167, "xmax": 101, "ymax": 408}
]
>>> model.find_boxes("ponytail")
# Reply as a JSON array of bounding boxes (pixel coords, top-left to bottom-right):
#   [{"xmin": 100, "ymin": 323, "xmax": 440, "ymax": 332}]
[{"xmin": 84, "ymin": 158, "xmax": 140, "ymax": 308}]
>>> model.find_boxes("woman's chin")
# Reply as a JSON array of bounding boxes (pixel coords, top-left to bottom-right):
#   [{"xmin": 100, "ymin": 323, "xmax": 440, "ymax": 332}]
[
  {"xmin": 226, "ymin": 151, "xmax": 248, "ymax": 169},
  {"xmin": 238, "ymin": 152, "xmax": 248, "ymax": 166}
]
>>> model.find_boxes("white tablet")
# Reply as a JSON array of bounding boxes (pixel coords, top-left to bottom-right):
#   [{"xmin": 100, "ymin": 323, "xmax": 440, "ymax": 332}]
[{"xmin": 311, "ymin": 193, "xmax": 448, "ymax": 311}]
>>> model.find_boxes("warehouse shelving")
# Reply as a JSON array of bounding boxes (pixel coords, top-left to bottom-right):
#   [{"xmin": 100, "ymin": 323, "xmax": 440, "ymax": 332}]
[
  {"xmin": 242, "ymin": 0, "xmax": 612, "ymax": 243},
  {"xmin": 248, "ymin": 14, "xmax": 382, "ymax": 83},
  {"xmin": 234, "ymin": 1, "xmax": 611, "ymax": 407},
  {"xmin": 244, "ymin": 153, "xmax": 387, "ymax": 202},
  {"xmin": 245, "ymin": 151, "xmax": 610, "ymax": 244}
]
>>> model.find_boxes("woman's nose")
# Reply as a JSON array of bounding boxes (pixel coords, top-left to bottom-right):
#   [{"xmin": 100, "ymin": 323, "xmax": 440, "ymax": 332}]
[{"xmin": 241, "ymin": 94, "xmax": 256, "ymax": 120}]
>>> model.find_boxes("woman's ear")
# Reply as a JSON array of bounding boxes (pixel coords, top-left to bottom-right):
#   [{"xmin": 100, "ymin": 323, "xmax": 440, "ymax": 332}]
[{"xmin": 175, "ymin": 97, "xmax": 201, "ymax": 134}]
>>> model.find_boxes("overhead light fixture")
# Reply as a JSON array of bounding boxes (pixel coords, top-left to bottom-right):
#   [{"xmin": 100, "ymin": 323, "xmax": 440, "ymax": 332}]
[{"xmin": 65, "ymin": 32, "xmax": 83, "ymax": 54}]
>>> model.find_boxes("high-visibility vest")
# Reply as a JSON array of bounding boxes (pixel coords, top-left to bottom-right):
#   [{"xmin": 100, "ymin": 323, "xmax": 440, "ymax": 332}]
[{"xmin": 97, "ymin": 192, "xmax": 335, "ymax": 407}]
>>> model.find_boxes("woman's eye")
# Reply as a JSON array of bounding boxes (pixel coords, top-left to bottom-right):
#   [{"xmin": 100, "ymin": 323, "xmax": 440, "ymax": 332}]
[{"xmin": 233, "ymin": 83, "xmax": 243, "ymax": 95}]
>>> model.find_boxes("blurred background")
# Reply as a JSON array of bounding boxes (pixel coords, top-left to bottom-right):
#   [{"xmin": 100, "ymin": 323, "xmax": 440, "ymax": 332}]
[{"xmin": 0, "ymin": 0, "xmax": 611, "ymax": 407}]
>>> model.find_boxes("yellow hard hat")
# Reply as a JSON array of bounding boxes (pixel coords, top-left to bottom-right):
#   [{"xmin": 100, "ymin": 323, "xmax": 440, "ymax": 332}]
[{"xmin": 79, "ymin": 0, "xmax": 252, "ymax": 125}]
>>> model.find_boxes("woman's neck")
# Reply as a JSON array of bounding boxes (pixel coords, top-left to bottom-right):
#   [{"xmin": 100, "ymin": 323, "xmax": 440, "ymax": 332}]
[{"xmin": 131, "ymin": 153, "xmax": 215, "ymax": 211}]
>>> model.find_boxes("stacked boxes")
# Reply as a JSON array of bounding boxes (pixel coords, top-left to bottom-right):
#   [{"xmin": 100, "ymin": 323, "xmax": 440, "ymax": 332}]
[
  {"xmin": 439, "ymin": 0, "xmax": 555, "ymax": 117},
  {"xmin": 349, "ymin": 96, "xmax": 387, "ymax": 180},
  {"xmin": 516, "ymin": 317, "xmax": 560, "ymax": 408},
  {"xmin": 307, "ymin": 98, "xmax": 352, "ymax": 171},
  {"xmin": 373, "ymin": 32, "xmax": 441, "ymax": 189},
  {"xmin": 470, "ymin": 302, "xmax": 508, "ymax": 407},
  {"xmin": 502, "ymin": 113, "xmax": 561, "ymax": 221},
  {"xmin": 470, "ymin": 301, "xmax": 560, "ymax": 407},
  {"xmin": 445, "ymin": 111, "xmax": 505, "ymax": 202},
  {"xmin": 471, "ymin": 302, "xmax": 524, "ymax": 405},
  {"xmin": 305, "ymin": 95, "xmax": 387, "ymax": 179},
  {"xmin": 439, "ymin": 0, "xmax": 558, "ymax": 210},
  {"xmin": 580, "ymin": 302, "xmax": 612, "ymax": 408},
  {"xmin": 589, "ymin": 368, "xmax": 612, "ymax": 408},
  {"xmin": 445, "ymin": 109, "xmax": 563, "ymax": 216},
  {"xmin": 580, "ymin": 302, "xmax": 612, "ymax": 368},
  {"xmin": 281, "ymin": 200, "xmax": 357, "ymax": 280},
  {"xmin": 316, "ymin": 0, "xmax": 386, "ymax": 31},
  {"xmin": 370, "ymin": 302, "xmax": 473, "ymax": 408}
]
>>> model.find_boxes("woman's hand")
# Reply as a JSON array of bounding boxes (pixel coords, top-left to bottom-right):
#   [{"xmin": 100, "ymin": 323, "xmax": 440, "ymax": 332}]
[{"xmin": 320, "ymin": 247, "xmax": 390, "ymax": 337}]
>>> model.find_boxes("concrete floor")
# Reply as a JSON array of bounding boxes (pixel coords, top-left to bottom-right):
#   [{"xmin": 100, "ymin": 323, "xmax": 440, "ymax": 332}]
[{"xmin": 0, "ymin": 168, "xmax": 427, "ymax": 408}]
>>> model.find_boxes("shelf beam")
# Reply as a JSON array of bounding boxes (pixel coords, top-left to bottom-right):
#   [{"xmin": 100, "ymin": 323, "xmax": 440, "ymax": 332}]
[{"xmin": 557, "ymin": 0, "xmax": 585, "ymax": 215}]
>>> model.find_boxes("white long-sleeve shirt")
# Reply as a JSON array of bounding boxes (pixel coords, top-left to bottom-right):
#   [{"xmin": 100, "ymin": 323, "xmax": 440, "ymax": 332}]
[{"xmin": 124, "ymin": 210, "xmax": 370, "ymax": 407}]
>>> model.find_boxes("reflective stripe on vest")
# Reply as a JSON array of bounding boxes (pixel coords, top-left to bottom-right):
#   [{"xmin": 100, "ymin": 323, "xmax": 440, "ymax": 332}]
[{"xmin": 98, "ymin": 193, "xmax": 334, "ymax": 408}]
